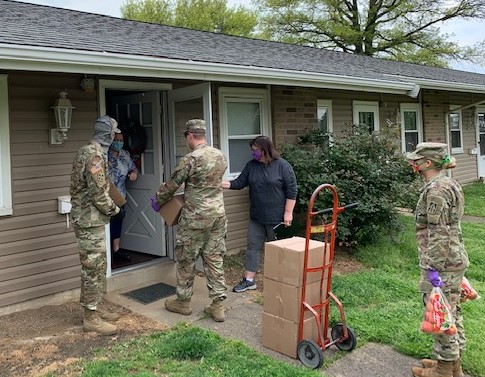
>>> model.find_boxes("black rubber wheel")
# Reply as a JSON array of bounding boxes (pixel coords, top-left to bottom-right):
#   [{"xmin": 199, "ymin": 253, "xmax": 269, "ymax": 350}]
[
  {"xmin": 297, "ymin": 339, "xmax": 324, "ymax": 369},
  {"xmin": 331, "ymin": 323, "xmax": 357, "ymax": 351}
]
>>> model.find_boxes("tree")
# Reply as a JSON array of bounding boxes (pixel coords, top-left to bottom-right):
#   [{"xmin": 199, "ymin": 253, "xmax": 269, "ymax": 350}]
[
  {"xmin": 121, "ymin": 0, "xmax": 258, "ymax": 37},
  {"xmin": 255, "ymin": 0, "xmax": 485, "ymax": 67}
]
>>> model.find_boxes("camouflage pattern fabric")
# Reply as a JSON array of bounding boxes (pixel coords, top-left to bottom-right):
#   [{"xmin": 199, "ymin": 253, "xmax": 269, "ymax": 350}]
[
  {"xmin": 175, "ymin": 215, "xmax": 227, "ymax": 301},
  {"xmin": 414, "ymin": 171, "xmax": 469, "ymax": 272},
  {"xmin": 415, "ymin": 171, "xmax": 469, "ymax": 361},
  {"xmin": 74, "ymin": 226, "xmax": 107, "ymax": 310},
  {"xmin": 420, "ymin": 270, "xmax": 466, "ymax": 360},
  {"xmin": 156, "ymin": 143, "xmax": 228, "ymax": 301},
  {"xmin": 70, "ymin": 143, "xmax": 119, "ymax": 227},
  {"xmin": 156, "ymin": 144, "xmax": 227, "ymax": 221}
]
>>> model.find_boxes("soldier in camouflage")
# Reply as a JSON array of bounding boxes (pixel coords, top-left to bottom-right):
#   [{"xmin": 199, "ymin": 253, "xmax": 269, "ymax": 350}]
[
  {"xmin": 151, "ymin": 119, "xmax": 228, "ymax": 322},
  {"xmin": 70, "ymin": 115, "xmax": 122, "ymax": 335},
  {"xmin": 407, "ymin": 142, "xmax": 469, "ymax": 377}
]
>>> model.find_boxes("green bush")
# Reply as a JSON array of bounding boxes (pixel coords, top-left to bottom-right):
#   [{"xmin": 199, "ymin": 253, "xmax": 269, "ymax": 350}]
[{"xmin": 280, "ymin": 125, "xmax": 419, "ymax": 245}]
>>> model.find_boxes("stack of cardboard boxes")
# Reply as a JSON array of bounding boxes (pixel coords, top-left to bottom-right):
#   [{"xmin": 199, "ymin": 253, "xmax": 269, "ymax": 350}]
[{"xmin": 262, "ymin": 236, "xmax": 330, "ymax": 358}]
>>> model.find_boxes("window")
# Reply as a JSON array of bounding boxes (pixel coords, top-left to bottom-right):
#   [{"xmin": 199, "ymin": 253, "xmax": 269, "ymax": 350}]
[
  {"xmin": 0, "ymin": 74, "xmax": 12, "ymax": 216},
  {"xmin": 353, "ymin": 101, "xmax": 379, "ymax": 133},
  {"xmin": 219, "ymin": 87, "xmax": 271, "ymax": 178},
  {"xmin": 317, "ymin": 99, "xmax": 333, "ymax": 134},
  {"xmin": 449, "ymin": 105, "xmax": 463, "ymax": 153},
  {"xmin": 400, "ymin": 103, "xmax": 422, "ymax": 153}
]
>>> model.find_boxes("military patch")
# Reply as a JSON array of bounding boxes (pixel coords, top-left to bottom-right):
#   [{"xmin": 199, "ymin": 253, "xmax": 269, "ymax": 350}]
[
  {"xmin": 90, "ymin": 163, "xmax": 102, "ymax": 175},
  {"xmin": 427, "ymin": 201, "xmax": 438, "ymax": 214}
]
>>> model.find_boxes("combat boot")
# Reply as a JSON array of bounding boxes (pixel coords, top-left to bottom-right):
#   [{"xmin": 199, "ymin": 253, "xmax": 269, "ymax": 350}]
[
  {"xmin": 421, "ymin": 359, "xmax": 464, "ymax": 377},
  {"xmin": 83, "ymin": 309, "xmax": 118, "ymax": 335},
  {"xmin": 165, "ymin": 298, "xmax": 192, "ymax": 315},
  {"xmin": 97, "ymin": 307, "xmax": 120, "ymax": 322},
  {"xmin": 412, "ymin": 360, "xmax": 453, "ymax": 377},
  {"xmin": 204, "ymin": 299, "xmax": 225, "ymax": 322}
]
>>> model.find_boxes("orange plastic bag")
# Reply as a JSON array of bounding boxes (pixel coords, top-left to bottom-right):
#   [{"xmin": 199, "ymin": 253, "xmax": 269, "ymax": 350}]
[
  {"xmin": 460, "ymin": 276, "xmax": 479, "ymax": 303},
  {"xmin": 421, "ymin": 287, "xmax": 456, "ymax": 335}
]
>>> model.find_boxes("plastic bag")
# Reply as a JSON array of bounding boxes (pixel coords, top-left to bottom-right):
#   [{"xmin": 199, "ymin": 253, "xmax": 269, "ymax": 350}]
[
  {"xmin": 460, "ymin": 276, "xmax": 480, "ymax": 303},
  {"xmin": 421, "ymin": 287, "xmax": 456, "ymax": 335}
]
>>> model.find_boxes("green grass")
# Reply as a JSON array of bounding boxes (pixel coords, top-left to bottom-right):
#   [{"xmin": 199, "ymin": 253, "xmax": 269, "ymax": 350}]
[
  {"xmin": 330, "ymin": 216, "xmax": 485, "ymax": 377},
  {"xmin": 75, "ymin": 323, "xmax": 323, "ymax": 377},
  {"xmin": 463, "ymin": 181, "xmax": 485, "ymax": 216}
]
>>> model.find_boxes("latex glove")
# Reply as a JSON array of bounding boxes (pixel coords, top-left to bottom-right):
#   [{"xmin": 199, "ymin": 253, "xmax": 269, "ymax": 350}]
[
  {"xmin": 150, "ymin": 196, "xmax": 161, "ymax": 212},
  {"xmin": 428, "ymin": 269, "xmax": 444, "ymax": 287}
]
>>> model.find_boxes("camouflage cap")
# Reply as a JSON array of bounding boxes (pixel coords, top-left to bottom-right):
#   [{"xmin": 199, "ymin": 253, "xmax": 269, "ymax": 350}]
[
  {"xmin": 186, "ymin": 119, "xmax": 206, "ymax": 134},
  {"xmin": 94, "ymin": 115, "xmax": 121, "ymax": 134},
  {"xmin": 406, "ymin": 142, "xmax": 449, "ymax": 163}
]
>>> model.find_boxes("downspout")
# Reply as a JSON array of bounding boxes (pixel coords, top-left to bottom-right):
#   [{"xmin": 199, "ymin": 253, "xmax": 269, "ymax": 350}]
[
  {"xmin": 444, "ymin": 110, "xmax": 451, "ymax": 178},
  {"xmin": 407, "ymin": 84, "xmax": 421, "ymax": 98}
]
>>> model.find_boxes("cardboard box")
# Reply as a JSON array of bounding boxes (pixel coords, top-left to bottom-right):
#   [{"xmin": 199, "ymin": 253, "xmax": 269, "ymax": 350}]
[
  {"xmin": 263, "ymin": 278, "xmax": 326, "ymax": 323},
  {"xmin": 264, "ymin": 237, "xmax": 329, "ymax": 286},
  {"xmin": 159, "ymin": 192, "xmax": 184, "ymax": 226},
  {"xmin": 109, "ymin": 181, "xmax": 126, "ymax": 207},
  {"xmin": 262, "ymin": 312, "xmax": 320, "ymax": 358}
]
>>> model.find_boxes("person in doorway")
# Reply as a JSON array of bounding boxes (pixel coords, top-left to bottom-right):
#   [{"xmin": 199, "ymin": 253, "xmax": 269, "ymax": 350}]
[
  {"xmin": 108, "ymin": 130, "xmax": 139, "ymax": 262},
  {"xmin": 222, "ymin": 136, "xmax": 297, "ymax": 293},
  {"xmin": 70, "ymin": 115, "xmax": 122, "ymax": 335},
  {"xmin": 407, "ymin": 142, "xmax": 469, "ymax": 377},
  {"xmin": 150, "ymin": 119, "xmax": 228, "ymax": 322}
]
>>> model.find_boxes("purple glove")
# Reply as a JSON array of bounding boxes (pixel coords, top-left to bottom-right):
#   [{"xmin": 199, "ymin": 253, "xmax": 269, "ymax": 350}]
[
  {"xmin": 150, "ymin": 196, "xmax": 161, "ymax": 212},
  {"xmin": 428, "ymin": 269, "xmax": 444, "ymax": 287}
]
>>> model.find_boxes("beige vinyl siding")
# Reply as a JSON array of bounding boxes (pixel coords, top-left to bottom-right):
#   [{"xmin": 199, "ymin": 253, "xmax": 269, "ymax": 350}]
[
  {"xmin": 0, "ymin": 71, "xmax": 97, "ymax": 309},
  {"xmin": 223, "ymin": 189, "xmax": 249, "ymax": 252}
]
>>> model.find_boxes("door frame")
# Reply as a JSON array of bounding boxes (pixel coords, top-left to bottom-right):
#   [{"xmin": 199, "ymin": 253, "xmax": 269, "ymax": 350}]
[
  {"xmin": 477, "ymin": 106, "xmax": 485, "ymax": 178},
  {"xmin": 99, "ymin": 80, "xmax": 172, "ymax": 276}
]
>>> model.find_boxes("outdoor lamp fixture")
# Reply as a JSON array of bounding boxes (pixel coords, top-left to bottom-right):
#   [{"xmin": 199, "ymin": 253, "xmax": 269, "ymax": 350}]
[{"xmin": 50, "ymin": 90, "xmax": 75, "ymax": 145}]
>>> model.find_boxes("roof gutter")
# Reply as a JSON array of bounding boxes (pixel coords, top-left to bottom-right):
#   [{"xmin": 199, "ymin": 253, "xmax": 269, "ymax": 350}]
[
  {"xmin": 394, "ymin": 77, "xmax": 485, "ymax": 95},
  {"xmin": 0, "ymin": 44, "xmax": 420, "ymax": 97}
]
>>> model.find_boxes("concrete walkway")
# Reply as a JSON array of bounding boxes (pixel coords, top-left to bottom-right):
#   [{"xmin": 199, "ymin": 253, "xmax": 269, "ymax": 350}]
[{"xmin": 107, "ymin": 262, "xmax": 475, "ymax": 377}]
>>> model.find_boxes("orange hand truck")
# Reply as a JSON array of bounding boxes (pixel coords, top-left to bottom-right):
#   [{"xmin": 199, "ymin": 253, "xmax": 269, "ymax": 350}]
[{"xmin": 297, "ymin": 183, "xmax": 358, "ymax": 368}]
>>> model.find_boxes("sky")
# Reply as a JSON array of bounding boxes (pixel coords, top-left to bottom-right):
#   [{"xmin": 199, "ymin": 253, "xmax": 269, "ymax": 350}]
[{"xmin": 12, "ymin": 0, "xmax": 485, "ymax": 74}]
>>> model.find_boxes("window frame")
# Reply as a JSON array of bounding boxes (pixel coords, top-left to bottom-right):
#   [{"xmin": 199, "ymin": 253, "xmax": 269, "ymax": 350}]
[
  {"xmin": 449, "ymin": 105, "xmax": 464, "ymax": 154},
  {"xmin": 317, "ymin": 99, "xmax": 333, "ymax": 136},
  {"xmin": 0, "ymin": 74, "xmax": 12, "ymax": 216},
  {"xmin": 352, "ymin": 101, "xmax": 380, "ymax": 133},
  {"xmin": 218, "ymin": 87, "xmax": 271, "ymax": 179},
  {"xmin": 400, "ymin": 103, "xmax": 423, "ymax": 153}
]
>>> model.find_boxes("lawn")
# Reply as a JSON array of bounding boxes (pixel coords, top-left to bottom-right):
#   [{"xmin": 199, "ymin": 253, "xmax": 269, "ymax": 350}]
[{"xmin": 50, "ymin": 182, "xmax": 485, "ymax": 377}]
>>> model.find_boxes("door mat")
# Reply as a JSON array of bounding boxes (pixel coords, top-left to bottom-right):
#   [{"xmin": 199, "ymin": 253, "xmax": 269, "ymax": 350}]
[{"xmin": 122, "ymin": 282, "xmax": 176, "ymax": 304}]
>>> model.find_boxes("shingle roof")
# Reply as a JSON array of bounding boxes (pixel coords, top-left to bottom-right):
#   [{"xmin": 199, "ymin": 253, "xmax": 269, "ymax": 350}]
[{"xmin": 1, "ymin": 0, "xmax": 485, "ymax": 89}]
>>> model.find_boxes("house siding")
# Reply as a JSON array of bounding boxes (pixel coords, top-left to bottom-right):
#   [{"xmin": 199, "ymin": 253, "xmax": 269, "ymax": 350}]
[{"xmin": 0, "ymin": 71, "xmax": 97, "ymax": 309}]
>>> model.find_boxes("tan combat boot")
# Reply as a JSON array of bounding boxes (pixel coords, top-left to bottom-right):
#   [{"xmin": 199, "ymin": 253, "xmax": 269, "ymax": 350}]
[
  {"xmin": 421, "ymin": 359, "xmax": 464, "ymax": 377},
  {"xmin": 204, "ymin": 299, "xmax": 225, "ymax": 322},
  {"xmin": 83, "ymin": 309, "xmax": 118, "ymax": 335},
  {"xmin": 97, "ymin": 307, "xmax": 120, "ymax": 322},
  {"xmin": 165, "ymin": 298, "xmax": 192, "ymax": 315},
  {"xmin": 412, "ymin": 360, "xmax": 453, "ymax": 377}
]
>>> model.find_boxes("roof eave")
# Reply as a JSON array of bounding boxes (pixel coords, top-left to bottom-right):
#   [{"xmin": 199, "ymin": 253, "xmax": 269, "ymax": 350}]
[{"xmin": 0, "ymin": 44, "xmax": 419, "ymax": 96}]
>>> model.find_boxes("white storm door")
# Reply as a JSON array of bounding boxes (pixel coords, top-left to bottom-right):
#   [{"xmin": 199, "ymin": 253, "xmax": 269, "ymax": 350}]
[
  {"xmin": 114, "ymin": 92, "xmax": 166, "ymax": 256},
  {"xmin": 477, "ymin": 108, "xmax": 485, "ymax": 177}
]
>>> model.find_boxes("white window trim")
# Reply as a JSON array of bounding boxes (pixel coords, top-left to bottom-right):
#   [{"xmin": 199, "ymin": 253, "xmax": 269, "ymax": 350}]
[
  {"xmin": 0, "ymin": 74, "xmax": 12, "ymax": 216},
  {"xmin": 450, "ymin": 105, "xmax": 464, "ymax": 154},
  {"xmin": 352, "ymin": 101, "xmax": 380, "ymax": 132},
  {"xmin": 218, "ymin": 87, "xmax": 271, "ymax": 179},
  {"xmin": 400, "ymin": 103, "xmax": 423, "ymax": 153},
  {"xmin": 317, "ymin": 99, "xmax": 333, "ymax": 135}
]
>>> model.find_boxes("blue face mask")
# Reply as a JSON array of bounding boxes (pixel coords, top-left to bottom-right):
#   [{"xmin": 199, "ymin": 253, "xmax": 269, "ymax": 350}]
[
  {"xmin": 111, "ymin": 141, "xmax": 124, "ymax": 151},
  {"xmin": 251, "ymin": 149, "xmax": 262, "ymax": 161}
]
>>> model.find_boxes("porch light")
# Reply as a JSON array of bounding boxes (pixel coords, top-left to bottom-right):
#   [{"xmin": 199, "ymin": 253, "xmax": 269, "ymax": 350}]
[{"xmin": 50, "ymin": 90, "xmax": 75, "ymax": 145}]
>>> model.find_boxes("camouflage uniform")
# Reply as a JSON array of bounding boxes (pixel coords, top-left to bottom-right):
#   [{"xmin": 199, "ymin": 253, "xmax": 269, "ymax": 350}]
[
  {"xmin": 70, "ymin": 127, "xmax": 120, "ymax": 310},
  {"xmin": 156, "ymin": 120, "xmax": 228, "ymax": 302},
  {"xmin": 411, "ymin": 144, "xmax": 469, "ymax": 362}
]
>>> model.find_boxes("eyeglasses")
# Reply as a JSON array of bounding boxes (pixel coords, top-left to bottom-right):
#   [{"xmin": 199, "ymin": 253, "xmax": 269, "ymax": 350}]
[{"xmin": 184, "ymin": 131, "xmax": 190, "ymax": 137}]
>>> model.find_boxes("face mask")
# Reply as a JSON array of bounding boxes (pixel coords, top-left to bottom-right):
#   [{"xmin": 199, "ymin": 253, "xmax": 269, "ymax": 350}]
[
  {"xmin": 411, "ymin": 159, "xmax": 429, "ymax": 174},
  {"xmin": 251, "ymin": 150, "xmax": 262, "ymax": 161},
  {"xmin": 111, "ymin": 141, "xmax": 124, "ymax": 151}
]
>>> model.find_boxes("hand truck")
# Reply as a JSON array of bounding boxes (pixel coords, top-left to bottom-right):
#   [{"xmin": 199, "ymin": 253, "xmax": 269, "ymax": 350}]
[{"xmin": 297, "ymin": 183, "xmax": 358, "ymax": 369}]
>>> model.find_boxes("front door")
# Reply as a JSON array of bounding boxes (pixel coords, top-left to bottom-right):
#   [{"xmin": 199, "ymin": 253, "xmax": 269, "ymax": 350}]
[
  {"xmin": 112, "ymin": 92, "xmax": 166, "ymax": 256},
  {"xmin": 477, "ymin": 107, "xmax": 485, "ymax": 178}
]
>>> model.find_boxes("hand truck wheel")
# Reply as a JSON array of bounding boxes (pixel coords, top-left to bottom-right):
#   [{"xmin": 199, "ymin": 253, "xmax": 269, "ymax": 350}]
[
  {"xmin": 331, "ymin": 323, "xmax": 357, "ymax": 351},
  {"xmin": 297, "ymin": 339, "xmax": 324, "ymax": 369}
]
